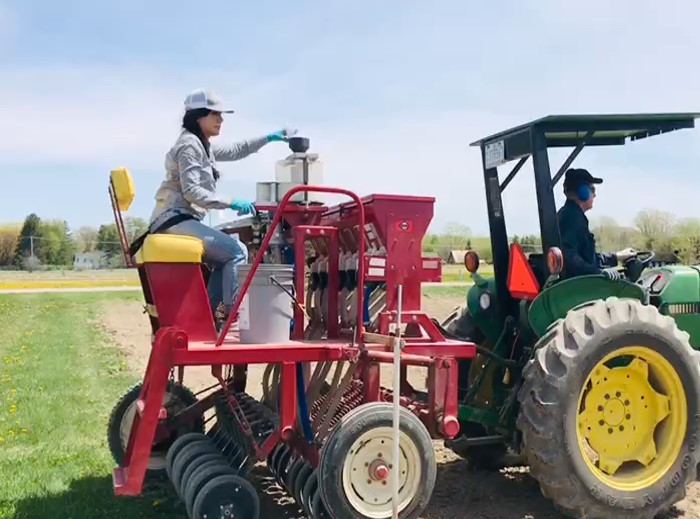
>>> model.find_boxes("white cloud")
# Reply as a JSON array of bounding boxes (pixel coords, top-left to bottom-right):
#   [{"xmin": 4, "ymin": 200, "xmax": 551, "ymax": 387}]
[
  {"xmin": 0, "ymin": 65, "xmax": 280, "ymax": 169},
  {"xmin": 3, "ymin": 61, "xmax": 700, "ymax": 236}
]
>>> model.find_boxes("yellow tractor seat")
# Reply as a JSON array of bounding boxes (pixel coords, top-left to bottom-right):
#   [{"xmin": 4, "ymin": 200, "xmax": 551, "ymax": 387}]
[
  {"xmin": 134, "ymin": 234, "xmax": 204, "ymax": 264},
  {"xmin": 109, "ymin": 167, "xmax": 204, "ymax": 264}
]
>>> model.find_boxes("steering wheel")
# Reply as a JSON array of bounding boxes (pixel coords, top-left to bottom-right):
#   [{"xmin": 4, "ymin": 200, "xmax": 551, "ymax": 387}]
[{"xmin": 623, "ymin": 251, "xmax": 655, "ymax": 283}]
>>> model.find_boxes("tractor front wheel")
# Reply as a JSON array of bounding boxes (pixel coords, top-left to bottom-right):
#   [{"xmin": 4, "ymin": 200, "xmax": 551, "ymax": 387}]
[
  {"xmin": 517, "ymin": 297, "xmax": 700, "ymax": 519},
  {"xmin": 107, "ymin": 381, "xmax": 205, "ymax": 475}
]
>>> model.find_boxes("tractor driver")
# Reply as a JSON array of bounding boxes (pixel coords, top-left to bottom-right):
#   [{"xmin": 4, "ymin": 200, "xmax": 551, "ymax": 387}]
[{"xmin": 557, "ymin": 168, "xmax": 636, "ymax": 280}]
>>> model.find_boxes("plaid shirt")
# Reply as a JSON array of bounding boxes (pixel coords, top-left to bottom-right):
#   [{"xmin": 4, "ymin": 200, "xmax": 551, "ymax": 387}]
[{"xmin": 149, "ymin": 129, "xmax": 268, "ymax": 229}]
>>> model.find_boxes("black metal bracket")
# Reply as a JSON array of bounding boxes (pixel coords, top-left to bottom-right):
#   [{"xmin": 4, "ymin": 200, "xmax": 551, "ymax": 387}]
[
  {"xmin": 499, "ymin": 157, "xmax": 529, "ymax": 192},
  {"xmin": 549, "ymin": 131, "xmax": 594, "ymax": 189}
]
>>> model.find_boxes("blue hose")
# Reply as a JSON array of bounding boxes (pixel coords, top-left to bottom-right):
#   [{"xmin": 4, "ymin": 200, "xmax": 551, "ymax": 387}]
[
  {"xmin": 363, "ymin": 284, "xmax": 373, "ymax": 325},
  {"xmin": 288, "ymin": 246, "xmax": 295, "ymax": 334},
  {"xmin": 296, "ymin": 362, "xmax": 314, "ymax": 443}
]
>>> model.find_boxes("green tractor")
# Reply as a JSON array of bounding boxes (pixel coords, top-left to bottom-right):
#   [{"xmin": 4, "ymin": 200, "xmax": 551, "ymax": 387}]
[{"xmin": 441, "ymin": 113, "xmax": 700, "ymax": 518}]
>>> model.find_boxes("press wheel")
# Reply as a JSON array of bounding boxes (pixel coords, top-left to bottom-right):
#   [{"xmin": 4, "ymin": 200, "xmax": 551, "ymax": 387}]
[
  {"xmin": 192, "ymin": 474, "xmax": 259, "ymax": 519},
  {"xmin": 185, "ymin": 460, "xmax": 239, "ymax": 519},
  {"xmin": 318, "ymin": 402, "xmax": 436, "ymax": 519}
]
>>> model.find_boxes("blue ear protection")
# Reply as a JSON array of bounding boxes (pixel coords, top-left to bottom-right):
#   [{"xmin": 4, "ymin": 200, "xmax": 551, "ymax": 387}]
[{"xmin": 576, "ymin": 184, "xmax": 590, "ymax": 202}]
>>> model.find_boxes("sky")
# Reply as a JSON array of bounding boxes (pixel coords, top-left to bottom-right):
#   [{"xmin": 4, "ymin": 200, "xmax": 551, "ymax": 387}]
[{"xmin": 1, "ymin": 0, "xmax": 699, "ymax": 236}]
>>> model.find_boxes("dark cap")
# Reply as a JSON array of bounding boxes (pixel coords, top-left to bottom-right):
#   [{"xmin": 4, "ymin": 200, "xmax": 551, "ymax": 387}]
[{"xmin": 563, "ymin": 168, "xmax": 603, "ymax": 191}]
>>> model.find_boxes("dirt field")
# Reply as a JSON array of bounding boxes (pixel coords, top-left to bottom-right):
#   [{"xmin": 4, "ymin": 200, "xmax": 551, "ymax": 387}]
[{"xmin": 99, "ymin": 295, "xmax": 700, "ymax": 519}]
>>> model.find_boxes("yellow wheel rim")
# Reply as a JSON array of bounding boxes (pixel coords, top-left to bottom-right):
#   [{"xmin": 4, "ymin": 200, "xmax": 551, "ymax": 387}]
[{"xmin": 576, "ymin": 345, "xmax": 687, "ymax": 492}]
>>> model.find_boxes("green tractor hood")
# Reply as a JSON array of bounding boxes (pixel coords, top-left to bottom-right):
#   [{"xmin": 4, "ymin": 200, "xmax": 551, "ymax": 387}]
[{"xmin": 527, "ymin": 275, "xmax": 647, "ymax": 337}]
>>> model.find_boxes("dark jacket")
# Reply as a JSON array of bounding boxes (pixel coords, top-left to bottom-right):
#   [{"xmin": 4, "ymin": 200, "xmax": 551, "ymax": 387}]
[{"xmin": 557, "ymin": 199, "xmax": 617, "ymax": 278}]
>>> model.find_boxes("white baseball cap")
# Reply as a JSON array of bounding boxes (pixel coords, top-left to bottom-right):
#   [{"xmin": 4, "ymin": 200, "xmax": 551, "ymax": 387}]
[{"xmin": 184, "ymin": 89, "xmax": 235, "ymax": 113}]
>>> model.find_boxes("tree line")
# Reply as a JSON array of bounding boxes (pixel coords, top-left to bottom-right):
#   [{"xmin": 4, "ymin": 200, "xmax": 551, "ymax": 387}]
[
  {"xmin": 0, "ymin": 213, "xmax": 148, "ymax": 270},
  {"xmin": 423, "ymin": 208, "xmax": 700, "ymax": 265},
  {"xmin": 1, "ymin": 207, "xmax": 697, "ymax": 270}
]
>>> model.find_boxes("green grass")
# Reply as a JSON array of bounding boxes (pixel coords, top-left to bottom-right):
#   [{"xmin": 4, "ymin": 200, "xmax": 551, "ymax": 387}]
[
  {"xmin": 0, "ymin": 265, "xmax": 490, "ymax": 285},
  {"xmin": 440, "ymin": 264, "xmax": 493, "ymax": 283},
  {"xmin": 422, "ymin": 285, "xmax": 470, "ymax": 298},
  {"xmin": 0, "ymin": 285, "xmax": 473, "ymax": 518},
  {"xmin": 0, "ymin": 291, "xmax": 183, "ymax": 519}
]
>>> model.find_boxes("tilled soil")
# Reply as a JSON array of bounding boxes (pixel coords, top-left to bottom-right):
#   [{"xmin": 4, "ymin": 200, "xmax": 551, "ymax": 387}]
[{"xmin": 99, "ymin": 297, "xmax": 700, "ymax": 519}]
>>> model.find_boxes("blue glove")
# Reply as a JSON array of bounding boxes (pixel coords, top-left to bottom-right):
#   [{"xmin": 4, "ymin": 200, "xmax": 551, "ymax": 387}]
[
  {"xmin": 230, "ymin": 199, "xmax": 255, "ymax": 216},
  {"xmin": 266, "ymin": 127, "xmax": 298, "ymax": 142},
  {"xmin": 602, "ymin": 267, "xmax": 621, "ymax": 281}
]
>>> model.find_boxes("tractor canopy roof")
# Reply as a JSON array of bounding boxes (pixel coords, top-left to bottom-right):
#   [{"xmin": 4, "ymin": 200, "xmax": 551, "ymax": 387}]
[
  {"xmin": 470, "ymin": 112, "xmax": 700, "ymax": 312},
  {"xmin": 470, "ymin": 112, "xmax": 700, "ymax": 156}
]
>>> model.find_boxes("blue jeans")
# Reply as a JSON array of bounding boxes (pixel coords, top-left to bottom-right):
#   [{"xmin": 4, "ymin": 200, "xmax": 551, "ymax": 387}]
[{"xmin": 161, "ymin": 219, "xmax": 248, "ymax": 316}]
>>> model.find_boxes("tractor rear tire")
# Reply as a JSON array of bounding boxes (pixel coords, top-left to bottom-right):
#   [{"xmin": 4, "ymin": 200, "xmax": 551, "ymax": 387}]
[
  {"xmin": 107, "ymin": 381, "xmax": 205, "ymax": 476},
  {"xmin": 517, "ymin": 297, "xmax": 700, "ymax": 519}
]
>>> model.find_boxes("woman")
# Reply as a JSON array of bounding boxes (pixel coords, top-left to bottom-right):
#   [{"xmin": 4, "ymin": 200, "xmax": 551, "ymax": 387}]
[{"xmin": 148, "ymin": 88, "xmax": 296, "ymax": 327}]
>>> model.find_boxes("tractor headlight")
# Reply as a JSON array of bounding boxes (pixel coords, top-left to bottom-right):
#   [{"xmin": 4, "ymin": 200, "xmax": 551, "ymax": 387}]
[{"xmin": 479, "ymin": 292, "xmax": 491, "ymax": 310}]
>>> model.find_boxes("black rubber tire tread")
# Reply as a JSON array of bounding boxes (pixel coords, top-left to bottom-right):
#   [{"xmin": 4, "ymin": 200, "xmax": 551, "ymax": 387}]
[
  {"xmin": 185, "ymin": 460, "xmax": 239, "ymax": 519},
  {"xmin": 311, "ymin": 486, "xmax": 332, "ymax": 518},
  {"xmin": 275, "ymin": 447, "xmax": 293, "ymax": 488},
  {"xmin": 107, "ymin": 381, "xmax": 204, "ymax": 475},
  {"xmin": 318, "ymin": 402, "xmax": 436, "ymax": 519},
  {"xmin": 283, "ymin": 456, "xmax": 304, "ymax": 493},
  {"xmin": 267, "ymin": 441, "xmax": 281, "ymax": 467},
  {"xmin": 301, "ymin": 468, "xmax": 318, "ymax": 517},
  {"xmin": 192, "ymin": 473, "xmax": 260, "ymax": 519},
  {"xmin": 517, "ymin": 296, "xmax": 700, "ymax": 519},
  {"xmin": 165, "ymin": 432, "xmax": 208, "ymax": 479},
  {"xmin": 177, "ymin": 452, "xmax": 223, "ymax": 499},
  {"xmin": 293, "ymin": 461, "xmax": 314, "ymax": 507},
  {"xmin": 269, "ymin": 443, "xmax": 285, "ymax": 478},
  {"xmin": 171, "ymin": 440, "xmax": 221, "ymax": 495},
  {"xmin": 316, "ymin": 401, "xmax": 390, "ymax": 496}
]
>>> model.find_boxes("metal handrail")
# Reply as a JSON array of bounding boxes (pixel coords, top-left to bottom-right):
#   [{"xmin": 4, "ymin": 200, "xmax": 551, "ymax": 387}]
[{"xmin": 216, "ymin": 184, "xmax": 367, "ymax": 346}]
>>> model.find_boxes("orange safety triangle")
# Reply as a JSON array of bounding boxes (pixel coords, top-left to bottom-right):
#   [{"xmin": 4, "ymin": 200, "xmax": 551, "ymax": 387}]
[{"xmin": 507, "ymin": 243, "xmax": 540, "ymax": 300}]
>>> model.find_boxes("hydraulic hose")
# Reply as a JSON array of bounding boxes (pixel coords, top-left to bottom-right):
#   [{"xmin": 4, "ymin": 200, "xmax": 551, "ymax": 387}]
[
  {"xmin": 363, "ymin": 284, "xmax": 372, "ymax": 325},
  {"xmin": 296, "ymin": 362, "xmax": 314, "ymax": 443}
]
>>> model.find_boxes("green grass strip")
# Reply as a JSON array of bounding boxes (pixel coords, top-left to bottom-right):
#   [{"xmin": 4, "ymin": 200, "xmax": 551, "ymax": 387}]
[{"xmin": 0, "ymin": 292, "xmax": 183, "ymax": 519}]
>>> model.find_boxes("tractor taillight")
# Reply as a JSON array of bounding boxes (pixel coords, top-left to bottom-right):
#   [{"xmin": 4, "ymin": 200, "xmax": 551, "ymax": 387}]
[
  {"xmin": 547, "ymin": 247, "xmax": 564, "ymax": 275},
  {"xmin": 464, "ymin": 250, "xmax": 480, "ymax": 273}
]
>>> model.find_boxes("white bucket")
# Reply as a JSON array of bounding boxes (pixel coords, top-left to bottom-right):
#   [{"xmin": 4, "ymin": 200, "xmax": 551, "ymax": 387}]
[{"xmin": 237, "ymin": 263, "xmax": 295, "ymax": 344}]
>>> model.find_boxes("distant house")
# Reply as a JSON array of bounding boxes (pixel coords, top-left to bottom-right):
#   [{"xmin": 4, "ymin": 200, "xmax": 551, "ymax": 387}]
[
  {"xmin": 73, "ymin": 251, "xmax": 107, "ymax": 269},
  {"xmin": 447, "ymin": 250, "xmax": 468, "ymax": 264}
]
